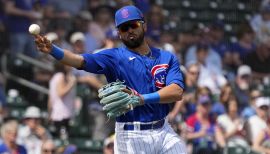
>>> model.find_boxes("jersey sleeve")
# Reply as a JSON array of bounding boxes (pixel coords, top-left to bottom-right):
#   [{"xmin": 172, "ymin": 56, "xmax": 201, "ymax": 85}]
[
  {"xmin": 166, "ymin": 54, "xmax": 185, "ymax": 89},
  {"xmin": 81, "ymin": 49, "xmax": 117, "ymax": 76}
]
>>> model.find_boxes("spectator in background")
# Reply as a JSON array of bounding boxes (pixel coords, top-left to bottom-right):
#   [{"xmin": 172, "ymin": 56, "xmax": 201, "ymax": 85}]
[
  {"xmin": 69, "ymin": 31, "xmax": 111, "ymax": 140},
  {"xmin": 168, "ymin": 63, "xmax": 200, "ymax": 131},
  {"xmin": 41, "ymin": 139, "xmax": 56, "ymax": 154},
  {"xmin": 208, "ymin": 20, "xmax": 230, "ymax": 58},
  {"xmin": 47, "ymin": 0, "xmax": 85, "ymax": 17},
  {"xmin": 169, "ymin": 62, "xmax": 200, "ymax": 121},
  {"xmin": 92, "ymin": 5, "xmax": 115, "ymax": 42},
  {"xmin": 231, "ymin": 65, "xmax": 252, "ymax": 112},
  {"xmin": 113, "ymin": 0, "xmax": 134, "ymax": 9},
  {"xmin": 195, "ymin": 42, "xmax": 223, "ymax": 76},
  {"xmin": 86, "ymin": 0, "xmax": 106, "ymax": 15},
  {"xmin": 252, "ymin": 122, "xmax": 270, "ymax": 154},
  {"xmin": 89, "ymin": 29, "xmax": 120, "ymax": 51},
  {"xmin": 218, "ymin": 84, "xmax": 234, "ymax": 109},
  {"xmin": 104, "ymin": 28, "xmax": 122, "ymax": 48},
  {"xmin": 241, "ymin": 89, "xmax": 262, "ymax": 119},
  {"xmin": 0, "ymin": 120, "xmax": 27, "ymax": 154},
  {"xmin": 51, "ymin": 21, "xmax": 72, "ymax": 50},
  {"xmin": 215, "ymin": 98, "xmax": 244, "ymax": 148},
  {"xmin": 210, "ymin": 84, "xmax": 234, "ymax": 119},
  {"xmin": 183, "ymin": 87, "xmax": 212, "ymax": 121},
  {"xmin": 185, "ymin": 41, "xmax": 223, "ymax": 79},
  {"xmin": 191, "ymin": 43, "xmax": 227, "ymax": 95},
  {"xmin": 175, "ymin": 27, "xmax": 202, "ymax": 64},
  {"xmin": 159, "ymin": 30, "xmax": 177, "ymax": 54},
  {"xmin": 133, "ymin": 0, "xmax": 150, "ymax": 14},
  {"xmin": 229, "ymin": 23, "xmax": 256, "ymax": 69},
  {"xmin": 69, "ymin": 10, "xmax": 102, "ymax": 53},
  {"xmin": 103, "ymin": 134, "xmax": 115, "ymax": 154},
  {"xmin": 244, "ymin": 37, "xmax": 270, "ymax": 79},
  {"xmin": 4, "ymin": 0, "xmax": 43, "ymax": 58},
  {"xmin": 70, "ymin": 32, "xmax": 86, "ymax": 54},
  {"xmin": 185, "ymin": 95, "xmax": 217, "ymax": 154},
  {"xmin": 70, "ymin": 32, "xmax": 104, "ymax": 89},
  {"xmin": 17, "ymin": 106, "xmax": 52, "ymax": 154},
  {"xmin": 247, "ymin": 97, "xmax": 270, "ymax": 145},
  {"xmin": 250, "ymin": 3, "xmax": 270, "ymax": 42},
  {"xmin": 0, "ymin": 73, "xmax": 6, "ymax": 122},
  {"xmin": 48, "ymin": 63, "xmax": 77, "ymax": 138},
  {"xmin": 146, "ymin": 4, "xmax": 165, "ymax": 44},
  {"xmin": 42, "ymin": 0, "xmax": 80, "ymax": 33},
  {"xmin": 0, "ymin": 0, "xmax": 8, "ymax": 57},
  {"xmin": 185, "ymin": 62, "xmax": 201, "ymax": 94},
  {"xmin": 62, "ymin": 144, "xmax": 78, "ymax": 154}
]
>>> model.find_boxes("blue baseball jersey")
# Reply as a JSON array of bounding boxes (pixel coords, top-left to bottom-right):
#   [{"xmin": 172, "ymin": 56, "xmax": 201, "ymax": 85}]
[{"xmin": 81, "ymin": 46, "xmax": 184, "ymax": 122}]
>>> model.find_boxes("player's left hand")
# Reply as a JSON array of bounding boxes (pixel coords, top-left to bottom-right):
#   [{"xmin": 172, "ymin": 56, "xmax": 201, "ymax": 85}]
[{"xmin": 98, "ymin": 81, "xmax": 143, "ymax": 118}]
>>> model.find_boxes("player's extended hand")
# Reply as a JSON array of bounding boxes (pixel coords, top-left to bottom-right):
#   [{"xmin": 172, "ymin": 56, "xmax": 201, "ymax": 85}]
[
  {"xmin": 34, "ymin": 35, "xmax": 52, "ymax": 54},
  {"xmin": 98, "ymin": 81, "xmax": 143, "ymax": 118}
]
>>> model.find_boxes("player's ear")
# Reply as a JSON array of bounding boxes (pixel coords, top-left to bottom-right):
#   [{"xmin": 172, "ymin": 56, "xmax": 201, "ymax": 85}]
[
  {"xmin": 117, "ymin": 30, "xmax": 121, "ymax": 39},
  {"xmin": 142, "ymin": 22, "xmax": 147, "ymax": 32}
]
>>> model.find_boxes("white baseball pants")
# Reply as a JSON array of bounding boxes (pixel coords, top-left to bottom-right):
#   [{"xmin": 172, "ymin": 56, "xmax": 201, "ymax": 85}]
[{"xmin": 114, "ymin": 120, "xmax": 187, "ymax": 154}]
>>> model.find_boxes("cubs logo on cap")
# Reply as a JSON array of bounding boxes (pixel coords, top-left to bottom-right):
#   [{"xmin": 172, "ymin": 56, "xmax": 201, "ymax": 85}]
[
  {"xmin": 121, "ymin": 8, "xmax": 129, "ymax": 18},
  {"xmin": 115, "ymin": 5, "xmax": 144, "ymax": 27}
]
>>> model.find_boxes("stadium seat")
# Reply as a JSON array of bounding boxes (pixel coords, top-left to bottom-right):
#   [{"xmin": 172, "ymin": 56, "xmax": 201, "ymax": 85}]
[
  {"xmin": 190, "ymin": 1, "xmax": 210, "ymax": 10},
  {"xmin": 209, "ymin": 1, "xmax": 218, "ymax": 10},
  {"xmin": 223, "ymin": 137, "xmax": 251, "ymax": 154},
  {"xmin": 162, "ymin": 0, "xmax": 180, "ymax": 9},
  {"xmin": 9, "ymin": 107, "xmax": 25, "ymax": 118},
  {"xmin": 69, "ymin": 137, "xmax": 103, "ymax": 151},
  {"xmin": 249, "ymin": 150, "xmax": 261, "ymax": 154},
  {"xmin": 181, "ymin": 0, "xmax": 191, "ymax": 8},
  {"xmin": 216, "ymin": 1, "xmax": 238, "ymax": 11},
  {"xmin": 198, "ymin": 11, "xmax": 217, "ymax": 21},
  {"xmin": 69, "ymin": 125, "xmax": 90, "ymax": 138},
  {"xmin": 224, "ymin": 146, "xmax": 250, "ymax": 154}
]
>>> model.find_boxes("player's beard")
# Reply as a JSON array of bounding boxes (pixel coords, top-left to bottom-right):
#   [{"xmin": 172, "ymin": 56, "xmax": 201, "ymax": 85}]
[{"xmin": 122, "ymin": 31, "xmax": 145, "ymax": 49}]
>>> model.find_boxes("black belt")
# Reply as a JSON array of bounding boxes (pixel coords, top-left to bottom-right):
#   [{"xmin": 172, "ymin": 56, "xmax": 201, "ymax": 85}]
[{"xmin": 123, "ymin": 119, "xmax": 165, "ymax": 130}]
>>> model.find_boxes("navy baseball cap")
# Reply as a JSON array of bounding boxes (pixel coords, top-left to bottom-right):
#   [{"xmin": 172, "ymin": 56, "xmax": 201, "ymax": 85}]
[{"xmin": 115, "ymin": 5, "xmax": 144, "ymax": 27}]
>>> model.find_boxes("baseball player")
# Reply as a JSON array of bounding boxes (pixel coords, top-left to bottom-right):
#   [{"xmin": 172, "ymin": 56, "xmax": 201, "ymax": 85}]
[{"xmin": 34, "ymin": 5, "xmax": 187, "ymax": 154}]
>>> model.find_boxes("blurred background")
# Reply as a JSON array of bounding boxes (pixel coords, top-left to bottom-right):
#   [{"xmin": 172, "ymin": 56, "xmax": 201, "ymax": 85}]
[{"xmin": 0, "ymin": 0, "xmax": 270, "ymax": 154}]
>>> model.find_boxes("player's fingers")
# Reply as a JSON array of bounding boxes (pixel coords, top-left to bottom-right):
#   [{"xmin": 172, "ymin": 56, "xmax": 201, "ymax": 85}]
[
  {"xmin": 36, "ymin": 43, "xmax": 46, "ymax": 51},
  {"xmin": 37, "ymin": 46, "xmax": 44, "ymax": 52},
  {"xmin": 37, "ymin": 35, "xmax": 49, "ymax": 44},
  {"xmin": 35, "ymin": 36, "xmax": 44, "ymax": 44},
  {"xmin": 100, "ymin": 91, "xmax": 128, "ymax": 105},
  {"xmin": 122, "ymin": 88, "xmax": 132, "ymax": 95},
  {"xmin": 44, "ymin": 36, "xmax": 51, "ymax": 44},
  {"xmin": 34, "ymin": 34, "xmax": 42, "ymax": 40},
  {"xmin": 35, "ymin": 39, "xmax": 41, "ymax": 45},
  {"xmin": 44, "ymin": 39, "xmax": 52, "ymax": 47}
]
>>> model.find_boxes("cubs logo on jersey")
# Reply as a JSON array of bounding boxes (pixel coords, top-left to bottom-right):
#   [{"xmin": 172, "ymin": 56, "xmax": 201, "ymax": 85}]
[{"xmin": 151, "ymin": 64, "xmax": 169, "ymax": 88}]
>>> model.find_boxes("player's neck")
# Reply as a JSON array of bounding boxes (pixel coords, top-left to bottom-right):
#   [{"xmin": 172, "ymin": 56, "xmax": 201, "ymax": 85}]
[{"xmin": 128, "ymin": 41, "xmax": 151, "ymax": 55}]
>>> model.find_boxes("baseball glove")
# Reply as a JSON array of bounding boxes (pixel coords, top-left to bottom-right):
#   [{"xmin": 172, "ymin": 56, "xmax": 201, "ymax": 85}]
[{"xmin": 98, "ymin": 81, "xmax": 142, "ymax": 118}]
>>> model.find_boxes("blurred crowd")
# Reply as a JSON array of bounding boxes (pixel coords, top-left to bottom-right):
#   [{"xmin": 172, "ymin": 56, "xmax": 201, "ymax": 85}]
[{"xmin": 0, "ymin": 0, "xmax": 269, "ymax": 154}]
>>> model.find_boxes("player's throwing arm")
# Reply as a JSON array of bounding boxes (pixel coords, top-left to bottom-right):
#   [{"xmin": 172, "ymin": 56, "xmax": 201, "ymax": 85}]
[{"xmin": 30, "ymin": 24, "xmax": 84, "ymax": 68}]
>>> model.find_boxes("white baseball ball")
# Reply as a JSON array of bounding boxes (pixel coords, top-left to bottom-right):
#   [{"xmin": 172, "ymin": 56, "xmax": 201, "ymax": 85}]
[{"xmin": 28, "ymin": 24, "xmax": 40, "ymax": 35}]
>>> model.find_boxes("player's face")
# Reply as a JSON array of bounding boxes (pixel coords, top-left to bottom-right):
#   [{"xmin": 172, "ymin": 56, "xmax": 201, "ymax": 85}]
[{"xmin": 118, "ymin": 20, "xmax": 145, "ymax": 48}]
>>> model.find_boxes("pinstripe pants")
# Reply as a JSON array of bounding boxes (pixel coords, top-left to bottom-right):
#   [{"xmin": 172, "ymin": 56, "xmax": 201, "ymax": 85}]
[{"xmin": 114, "ymin": 120, "xmax": 187, "ymax": 154}]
